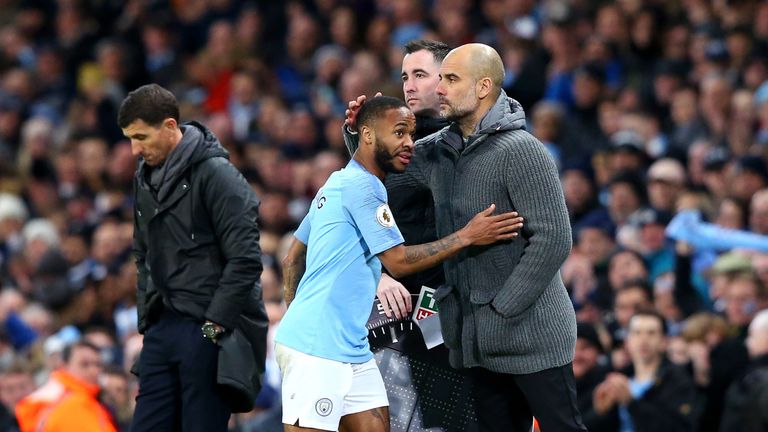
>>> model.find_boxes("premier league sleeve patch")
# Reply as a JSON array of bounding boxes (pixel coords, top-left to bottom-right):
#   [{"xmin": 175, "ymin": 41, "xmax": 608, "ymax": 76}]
[{"xmin": 376, "ymin": 203, "xmax": 395, "ymax": 228}]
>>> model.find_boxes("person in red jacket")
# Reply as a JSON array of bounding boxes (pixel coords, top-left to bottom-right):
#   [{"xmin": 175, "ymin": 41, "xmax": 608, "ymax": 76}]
[{"xmin": 16, "ymin": 341, "xmax": 116, "ymax": 432}]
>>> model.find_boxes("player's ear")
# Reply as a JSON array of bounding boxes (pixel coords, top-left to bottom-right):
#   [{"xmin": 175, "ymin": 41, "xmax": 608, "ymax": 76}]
[{"xmin": 361, "ymin": 124, "xmax": 374, "ymax": 145}]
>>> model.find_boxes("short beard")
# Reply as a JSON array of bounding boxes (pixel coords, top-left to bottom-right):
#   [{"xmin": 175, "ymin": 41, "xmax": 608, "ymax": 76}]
[
  {"xmin": 439, "ymin": 86, "xmax": 477, "ymax": 122},
  {"xmin": 374, "ymin": 141, "xmax": 399, "ymax": 174},
  {"xmin": 440, "ymin": 105, "xmax": 473, "ymax": 122}
]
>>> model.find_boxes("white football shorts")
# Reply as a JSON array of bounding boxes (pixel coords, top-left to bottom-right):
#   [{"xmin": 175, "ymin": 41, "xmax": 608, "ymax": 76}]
[{"xmin": 275, "ymin": 343, "xmax": 389, "ymax": 431}]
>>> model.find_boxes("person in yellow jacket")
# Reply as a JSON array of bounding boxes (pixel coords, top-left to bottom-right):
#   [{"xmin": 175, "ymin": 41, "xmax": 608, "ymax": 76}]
[{"xmin": 16, "ymin": 341, "xmax": 116, "ymax": 432}]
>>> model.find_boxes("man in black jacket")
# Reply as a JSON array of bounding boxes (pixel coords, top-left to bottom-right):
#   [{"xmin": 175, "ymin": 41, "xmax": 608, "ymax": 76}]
[
  {"xmin": 592, "ymin": 310, "xmax": 698, "ymax": 432},
  {"xmin": 573, "ymin": 322, "xmax": 615, "ymax": 431},
  {"xmin": 119, "ymin": 84, "xmax": 267, "ymax": 432}
]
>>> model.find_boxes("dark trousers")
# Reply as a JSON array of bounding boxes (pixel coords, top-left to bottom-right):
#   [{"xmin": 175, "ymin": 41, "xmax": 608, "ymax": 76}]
[
  {"xmin": 131, "ymin": 309, "xmax": 231, "ymax": 432},
  {"xmin": 470, "ymin": 363, "xmax": 587, "ymax": 432}
]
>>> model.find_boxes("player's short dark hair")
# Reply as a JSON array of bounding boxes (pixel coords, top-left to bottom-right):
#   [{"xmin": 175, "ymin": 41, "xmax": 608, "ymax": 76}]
[
  {"xmin": 404, "ymin": 39, "xmax": 451, "ymax": 62},
  {"xmin": 357, "ymin": 96, "xmax": 408, "ymax": 130},
  {"xmin": 117, "ymin": 83, "xmax": 179, "ymax": 128}
]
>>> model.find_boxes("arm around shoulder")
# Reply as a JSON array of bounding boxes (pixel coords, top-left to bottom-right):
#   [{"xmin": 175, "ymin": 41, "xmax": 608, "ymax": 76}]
[{"xmin": 379, "ymin": 204, "xmax": 522, "ymax": 278}]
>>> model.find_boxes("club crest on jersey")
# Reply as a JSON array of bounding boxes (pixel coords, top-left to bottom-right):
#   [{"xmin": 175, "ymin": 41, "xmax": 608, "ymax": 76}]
[
  {"xmin": 376, "ymin": 204, "xmax": 395, "ymax": 228},
  {"xmin": 315, "ymin": 398, "xmax": 333, "ymax": 416}
]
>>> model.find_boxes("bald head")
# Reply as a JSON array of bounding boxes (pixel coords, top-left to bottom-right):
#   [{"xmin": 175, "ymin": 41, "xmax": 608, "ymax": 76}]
[
  {"xmin": 437, "ymin": 43, "xmax": 507, "ymax": 136},
  {"xmin": 446, "ymin": 44, "xmax": 505, "ymax": 96}
]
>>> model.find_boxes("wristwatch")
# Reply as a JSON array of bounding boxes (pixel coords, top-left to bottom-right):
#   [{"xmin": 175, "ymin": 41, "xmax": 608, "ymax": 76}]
[{"xmin": 201, "ymin": 321, "xmax": 224, "ymax": 341}]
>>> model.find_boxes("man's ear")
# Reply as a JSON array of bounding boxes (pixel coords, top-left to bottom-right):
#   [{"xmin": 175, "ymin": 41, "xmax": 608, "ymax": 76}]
[
  {"xmin": 360, "ymin": 124, "xmax": 374, "ymax": 145},
  {"xmin": 163, "ymin": 118, "xmax": 178, "ymax": 130},
  {"xmin": 477, "ymin": 77, "xmax": 493, "ymax": 100}
]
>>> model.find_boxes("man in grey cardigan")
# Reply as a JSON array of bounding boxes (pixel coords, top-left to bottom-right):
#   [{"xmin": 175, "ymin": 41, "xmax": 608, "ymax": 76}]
[{"xmin": 390, "ymin": 43, "xmax": 584, "ymax": 431}]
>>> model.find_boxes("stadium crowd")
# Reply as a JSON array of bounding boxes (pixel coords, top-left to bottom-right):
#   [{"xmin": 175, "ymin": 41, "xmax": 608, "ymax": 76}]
[{"xmin": 0, "ymin": 0, "xmax": 767, "ymax": 430}]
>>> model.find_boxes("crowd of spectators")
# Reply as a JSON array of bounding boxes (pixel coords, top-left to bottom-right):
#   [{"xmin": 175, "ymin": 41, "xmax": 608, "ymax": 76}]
[{"xmin": 0, "ymin": 0, "xmax": 766, "ymax": 431}]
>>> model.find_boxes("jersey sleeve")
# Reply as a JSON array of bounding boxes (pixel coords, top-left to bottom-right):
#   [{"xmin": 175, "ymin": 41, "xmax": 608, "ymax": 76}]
[
  {"xmin": 294, "ymin": 205, "xmax": 313, "ymax": 244},
  {"xmin": 344, "ymin": 178, "xmax": 404, "ymax": 255}
]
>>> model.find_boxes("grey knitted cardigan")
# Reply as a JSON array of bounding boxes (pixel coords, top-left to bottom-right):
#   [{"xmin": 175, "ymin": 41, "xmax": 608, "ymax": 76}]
[{"xmin": 390, "ymin": 91, "xmax": 577, "ymax": 374}]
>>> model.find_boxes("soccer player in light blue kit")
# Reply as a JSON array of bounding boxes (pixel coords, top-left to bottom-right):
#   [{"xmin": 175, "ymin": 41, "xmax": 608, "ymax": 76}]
[{"xmin": 276, "ymin": 96, "xmax": 523, "ymax": 432}]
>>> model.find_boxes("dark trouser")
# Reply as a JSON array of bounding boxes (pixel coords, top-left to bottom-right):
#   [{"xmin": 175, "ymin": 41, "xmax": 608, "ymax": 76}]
[
  {"xmin": 131, "ymin": 309, "xmax": 231, "ymax": 432},
  {"xmin": 470, "ymin": 363, "xmax": 587, "ymax": 432}
]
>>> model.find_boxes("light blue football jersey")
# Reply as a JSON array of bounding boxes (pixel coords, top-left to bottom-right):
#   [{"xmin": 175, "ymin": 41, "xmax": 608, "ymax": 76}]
[{"xmin": 275, "ymin": 159, "xmax": 404, "ymax": 363}]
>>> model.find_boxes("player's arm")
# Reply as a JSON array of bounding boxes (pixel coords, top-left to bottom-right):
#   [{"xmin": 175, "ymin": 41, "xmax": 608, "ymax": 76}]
[
  {"xmin": 379, "ymin": 204, "xmax": 522, "ymax": 278},
  {"xmin": 282, "ymin": 238, "xmax": 307, "ymax": 307}
]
